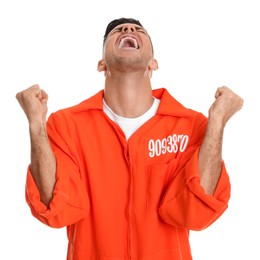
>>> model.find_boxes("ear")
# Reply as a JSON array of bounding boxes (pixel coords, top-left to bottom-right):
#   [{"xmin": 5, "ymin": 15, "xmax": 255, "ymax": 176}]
[
  {"xmin": 149, "ymin": 58, "xmax": 159, "ymax": 71},
  {"xmin": 97, "ymin": 59, "xmax": 107, "ymax": 72}
]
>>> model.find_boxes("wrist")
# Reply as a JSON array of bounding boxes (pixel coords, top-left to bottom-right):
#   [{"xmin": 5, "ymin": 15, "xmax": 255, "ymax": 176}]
[
  {"xmin": 208, "ymin": 112, "xmax": 226, "ymax": 129},
  {"xmin": 29, "ymin": 120, "xmax": 47, "ymax": 137}
]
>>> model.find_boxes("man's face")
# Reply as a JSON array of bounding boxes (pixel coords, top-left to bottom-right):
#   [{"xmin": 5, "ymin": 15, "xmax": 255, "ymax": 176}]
[{"xmin": 101, "ymin": 23, "xmax": 154, "ymax": 73}]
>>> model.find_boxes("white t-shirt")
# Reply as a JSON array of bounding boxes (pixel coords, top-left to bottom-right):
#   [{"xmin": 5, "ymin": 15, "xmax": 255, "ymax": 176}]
[{"xmin": 103, "ymin": 97, "xmax": 160, "ymax": 140}]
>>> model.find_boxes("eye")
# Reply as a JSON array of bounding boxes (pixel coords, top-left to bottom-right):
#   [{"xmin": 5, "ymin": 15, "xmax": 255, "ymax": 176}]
[
  {"xmin": 136, "ymin": 27, "xmax": 147, "ymax": 35},
  {"xmin": 113, "ymin": 27, "xmax": 123, "ymax": 33}
]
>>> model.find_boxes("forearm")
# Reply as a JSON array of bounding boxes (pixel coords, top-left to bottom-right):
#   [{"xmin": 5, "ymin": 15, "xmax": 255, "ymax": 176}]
[
  {"xmin": 198, "ymin": 86, "xmax": 244, "ymax": 195},
  {"xmin": 29, "ymin": 121, "xmax": 56, "ymax": 207},
  {"xmin": 198, "ymin": 117, "xmax": 224, "ymax": 195}
]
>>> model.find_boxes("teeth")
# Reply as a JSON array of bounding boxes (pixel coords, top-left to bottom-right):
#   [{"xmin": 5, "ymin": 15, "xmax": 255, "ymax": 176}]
[{"xmin": 119, "ymin": 36, "xmax": 138, "ymax": 49}]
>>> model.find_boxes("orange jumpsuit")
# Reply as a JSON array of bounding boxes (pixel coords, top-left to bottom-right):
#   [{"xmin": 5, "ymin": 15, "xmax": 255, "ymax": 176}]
[{"xmin": 26, "ymin": 88, "xmax": 230, "ymax": 260}]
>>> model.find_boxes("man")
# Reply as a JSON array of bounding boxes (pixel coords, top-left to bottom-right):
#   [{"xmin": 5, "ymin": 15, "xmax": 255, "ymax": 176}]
[{"xmin": 16, "ymin": 18, "xmax": 243, "ymax": 260}]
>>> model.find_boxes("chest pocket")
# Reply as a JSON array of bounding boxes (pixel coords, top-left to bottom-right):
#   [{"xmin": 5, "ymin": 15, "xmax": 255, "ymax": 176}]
[{"xmin": 145, "ymin": 160, "xmax": 178, "ymax": 219}]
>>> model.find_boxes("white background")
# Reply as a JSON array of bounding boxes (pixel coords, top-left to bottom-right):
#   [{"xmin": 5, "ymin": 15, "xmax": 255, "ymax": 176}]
[{"xmin": 1, "ymin": 0, "xmax": 259, "ymax": 259}]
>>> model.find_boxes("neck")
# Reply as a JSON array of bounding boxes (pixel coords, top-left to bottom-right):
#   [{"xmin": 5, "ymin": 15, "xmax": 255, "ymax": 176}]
[{"xmin": 104, "ymin": 70, "xmax": 154, "ymax": 118}]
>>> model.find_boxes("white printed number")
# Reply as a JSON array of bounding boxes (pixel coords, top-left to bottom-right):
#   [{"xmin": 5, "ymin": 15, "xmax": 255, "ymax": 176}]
[{"xmin": 148, "ymin": 134, "xmax": 189, "ymax": 158}]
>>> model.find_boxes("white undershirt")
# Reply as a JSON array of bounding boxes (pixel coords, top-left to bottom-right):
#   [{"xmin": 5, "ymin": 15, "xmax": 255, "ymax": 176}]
[{"xmin": 103, "ymin": 97, "xmax": 160, "ymax": 140}]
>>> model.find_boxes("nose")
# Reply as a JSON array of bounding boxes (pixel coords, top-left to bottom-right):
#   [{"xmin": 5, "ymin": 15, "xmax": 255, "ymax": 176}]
[{"xmin": 122, "ymin": 24, "xmax": 136, "ymax": 33}]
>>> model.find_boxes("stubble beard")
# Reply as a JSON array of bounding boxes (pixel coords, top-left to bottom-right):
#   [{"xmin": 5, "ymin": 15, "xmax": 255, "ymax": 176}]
[{"xmin": 105, "ymin": 54, "xmax": 151, "ymax": 73}]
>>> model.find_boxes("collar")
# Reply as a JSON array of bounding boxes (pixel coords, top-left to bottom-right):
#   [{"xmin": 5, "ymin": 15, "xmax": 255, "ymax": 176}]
[
  {"xmin": 153, "ymin": 88, "xmax": 191, "ymax": 117},
  {"xmin": 71, "ymin": 88, "xmax": 191, "ymax": 118}
]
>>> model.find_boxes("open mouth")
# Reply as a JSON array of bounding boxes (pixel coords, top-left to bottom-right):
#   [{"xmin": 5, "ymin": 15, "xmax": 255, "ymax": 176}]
[{"xmin": 118, "ymin": 36, "xmax": 139, "ymax": 49}]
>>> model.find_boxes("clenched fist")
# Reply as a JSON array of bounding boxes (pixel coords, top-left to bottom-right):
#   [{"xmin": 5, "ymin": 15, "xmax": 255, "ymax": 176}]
[
  {"xmin": 209, "ymin": 86, "xmax": 244, "ymax": 126},
  {"xmin": 16, "ymin": 84, "xmax": 49, "ymax": 124}
]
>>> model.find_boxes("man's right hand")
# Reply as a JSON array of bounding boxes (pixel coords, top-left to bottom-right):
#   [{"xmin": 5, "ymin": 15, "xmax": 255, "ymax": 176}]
[
  {"xmin": 16, "ymin": 84, "xmax": 56, "ymax": 206},
  {"xmin": 16, "ymin": 84, "xmax": 49, "ymax": 124}
]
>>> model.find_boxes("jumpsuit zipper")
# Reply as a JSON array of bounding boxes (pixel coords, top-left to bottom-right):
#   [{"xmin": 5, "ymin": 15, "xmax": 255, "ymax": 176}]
[{"xmin": 126, "ymin": 148, "xmax": 133, "ymax": 259}]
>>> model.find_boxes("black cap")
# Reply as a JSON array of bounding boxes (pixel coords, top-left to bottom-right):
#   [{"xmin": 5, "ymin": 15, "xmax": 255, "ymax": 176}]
[{"xmin": 103, "ymin": 18, "xmax": 143, "ymax": 43}]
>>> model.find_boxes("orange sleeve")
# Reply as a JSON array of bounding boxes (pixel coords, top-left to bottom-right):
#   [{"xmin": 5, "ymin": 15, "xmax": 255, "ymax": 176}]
[
  {"xmin": 158, "ymin": 114, "xmax": 231, "ymax": 231},
  {"xmin": 25, "ymin": 113, "xmax": 90, "ymax": 228}
]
